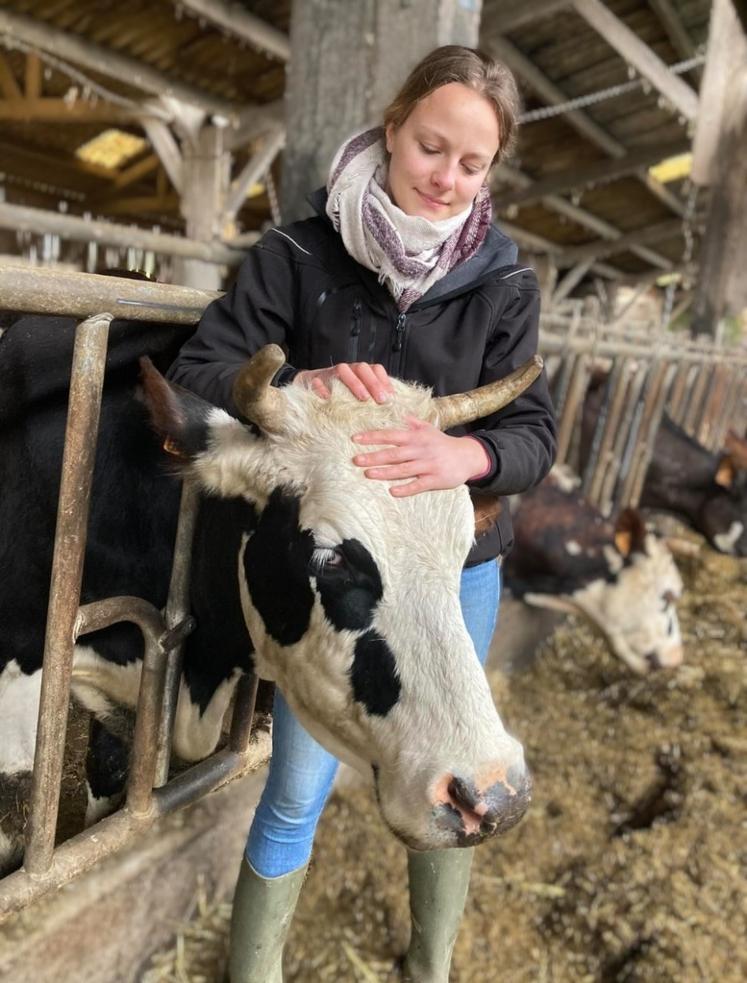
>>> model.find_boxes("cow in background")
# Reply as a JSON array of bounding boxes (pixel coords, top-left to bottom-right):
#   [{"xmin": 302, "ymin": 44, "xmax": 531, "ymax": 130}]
[
  {"xmin": 581, "ymin": 371, "xmax": 747, "ymax": 556},
  {"xmin": 504, "ymin": 469, "xmax": 684, "ymax": 675},
  {"xmin": 1, "ymin": 320, "xmax": 539, "ymax": 873}
]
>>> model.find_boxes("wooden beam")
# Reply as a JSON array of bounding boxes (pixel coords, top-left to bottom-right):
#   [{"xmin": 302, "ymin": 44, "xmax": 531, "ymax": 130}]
[
  {"xmin": 560, "ymin": 218, "xmax": 689, "ymax": 265},
  {"xmin": 692, "ymin": 0, "xmax": 747, "ymax": 184},
  {"xmin": 24, "ymin": 51, "xmax": 41, "ymax": 98},
  {"xmin": 0, "ymin": 98, "xmax": 144, "ymax": 123},
  {"xmin": 572, "ymin": 0, "xmax": 699, "ymax": 120},
  {"xmin": 492, "ymin": 137, "xmax": 689, "ymax": 208},
  {"xmin": 552, "ymin": 259, "xmax": 595, "ymax": 303},
  {"xmin": 492, "ymin": 156, "xmax": 674, "ymax": 270},
  {"xmin": 177, "ymin": 0, "xmax": 290, "ymax": 62},
  {"xmin": 0, "ymin": 140, "xmax": 116, "ymax": 192},
  {"xmin": 479, "ymin": 1, "xmax": 570, "ymax": 36},
  {"xmin": 692, "ymin": 2, "xmax": 747, "ymax": 334},
  {"xmin": 113, "ymin": 154, "xmax": 160, "ymax": 190},
  {"xmin": 0, "ymin": 8, "xmax": 241, "ymax": 119},
  {"xmin": 100, "ymin": 195, "xmax": 180, "ymax": 216},
  {"xmin": 0, "ymin": 52, "xmax": 21, "ymax": 99},
  {"xmin": 224, "ymin": 99, "xmax": 284, "ymax": 152},
  {"xmin": 647, "ymin": 0, "xmax": 697, "ymax": 65},
  {"xmin": 88, "ymin": 155, "xmax": 161, "ymax": 205},
  {"xmin": 141, "ymin": 119, "xmax": 184, "ymax": 194},
  {"xmin": 0, "ymin": 200, "xmax": 246, "ymax": 264},
  {"xmin": 483, "ymin": 34, "xmax": 626, "ymax": 157},
  {"xmin": 483, "ymin": 31, "xmax": 691, "ymax": 228},
  {"xmin": 225, "ymin": 128, "xmax": 285, "ymax": 222}
]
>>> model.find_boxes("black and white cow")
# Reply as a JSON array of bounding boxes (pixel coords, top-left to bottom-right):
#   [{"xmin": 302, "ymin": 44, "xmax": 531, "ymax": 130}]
[
  {"xmin": 580, "ymin": 371, "xmax": 747, "ymax": 556},
  {"xmin": 504, "ymin": 469, "xmax": 684, "ymax": 674},
  {"xmin": 639, "ymin": 416, "xmax": 747, "ymax": 557},
  {"xmin": 1, "ymin": 318, "xmax": 539, "ymax": 873}
]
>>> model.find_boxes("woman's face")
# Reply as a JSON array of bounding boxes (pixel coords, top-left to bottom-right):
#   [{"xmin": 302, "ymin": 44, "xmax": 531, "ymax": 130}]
[{"xmin": 385, "ymin": 82, "xmax": 500, "ymax": 221}]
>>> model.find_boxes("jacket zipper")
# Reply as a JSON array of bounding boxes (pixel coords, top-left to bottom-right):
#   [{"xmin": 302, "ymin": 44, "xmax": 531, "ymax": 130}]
[
  {"xmin": 390, "ymin": 312, "xmax": 407, "ymax": 375},
  {"xmin": 347, "ymin": 300, "xmax": 361, "ymax": 362}
]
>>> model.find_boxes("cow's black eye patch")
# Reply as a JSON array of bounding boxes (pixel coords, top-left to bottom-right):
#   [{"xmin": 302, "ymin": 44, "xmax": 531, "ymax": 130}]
[
  {"xmin": 244, "ymin": 488, "xmax": 315, "ymax": 646},
  {"xmin": 350, "ymin": 630, "xmax": 400, "ymax": 717},
  {"xmin": 313, "ymin": 538, "xmax": 383, "ymax": 632}
]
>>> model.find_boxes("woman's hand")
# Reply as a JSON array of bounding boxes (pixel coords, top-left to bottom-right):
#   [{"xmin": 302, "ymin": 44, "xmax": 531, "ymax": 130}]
[
  {"xmin": 352, "ymin": 417, "xmax": 490, "ymax": 497},
  {"xmin": 294, "ymin": 362, "xmax": 395, "ymax": 403}
]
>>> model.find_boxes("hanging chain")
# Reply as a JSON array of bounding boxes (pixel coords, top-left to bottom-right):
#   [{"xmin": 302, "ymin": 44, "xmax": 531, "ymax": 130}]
[
  {"xmin": 520, "ymin": 53, "xmax": 705, "ymax": 124},
  {"xmin": 0, "ymin": 33, "xmax": 159, "ymax": 114},
  {"xmin": 660, "ymin": 181, "xmax": 699, "ymax": 329},
  {"xmin": 265, "ymin": 168, "xmax": 281, "ymax": 225}
]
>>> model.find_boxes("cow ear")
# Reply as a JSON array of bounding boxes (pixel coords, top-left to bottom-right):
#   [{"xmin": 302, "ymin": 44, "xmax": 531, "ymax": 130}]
[
  {"xmin": 139, "ymin": 357, "xmax": 212, "ymax": 462},
  {"xmin": 614, "ymin": 508, "xmax": 647, "ymax": 557},
  {"xmin": 724, "ymin": 430, "xmax": 747, "ymax": 470},
  {"xmin": 715, "ymin": 454, "xmax": 736, "ymax": 488}
]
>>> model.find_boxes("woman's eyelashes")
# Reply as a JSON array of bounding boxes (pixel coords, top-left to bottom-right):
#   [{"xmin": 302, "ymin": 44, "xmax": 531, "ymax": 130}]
[{"xmin": 417, "ymin": 143, "xmax": 482, "ymax": 176}]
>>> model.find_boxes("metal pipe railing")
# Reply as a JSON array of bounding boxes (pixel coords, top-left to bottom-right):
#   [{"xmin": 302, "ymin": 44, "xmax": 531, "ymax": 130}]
[{"xmin": 24, "ymin": 313, "xmax": 112, "ymax": 875}]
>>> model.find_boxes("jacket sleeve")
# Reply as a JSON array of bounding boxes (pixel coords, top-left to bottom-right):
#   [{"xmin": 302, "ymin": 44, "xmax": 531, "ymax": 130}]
[
  {"xmin": 166, "ymin": 239, "xmax": 298, "ymax": 416},
  {"xmin": 466, "ymin": 269, "xmax": 557, "ymax": 496}
]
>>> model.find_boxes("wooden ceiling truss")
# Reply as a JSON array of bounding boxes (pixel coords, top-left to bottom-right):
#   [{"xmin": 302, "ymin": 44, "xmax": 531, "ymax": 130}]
[{"xmin": 0, "ymin": 0, "xmax": 735, "ymax": 308}]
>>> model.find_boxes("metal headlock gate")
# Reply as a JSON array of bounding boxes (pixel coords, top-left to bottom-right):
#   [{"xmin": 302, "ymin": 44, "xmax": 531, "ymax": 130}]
[
  {"xmin": 540, "ymin": 300, "xmax": 747, "ymax": 517},
  {"xmin": 1, "ymin": 267, "xmax": 745, "ymax": 918},
  {"xmin": 0, "ymin": 267, "xmax": 270, "ymax": 919}
]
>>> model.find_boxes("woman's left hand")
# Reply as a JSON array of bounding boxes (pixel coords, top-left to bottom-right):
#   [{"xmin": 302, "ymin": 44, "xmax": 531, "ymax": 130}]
[{"xmin": 352, "ymin": 417, "xmax": 490, "ymax": 497}]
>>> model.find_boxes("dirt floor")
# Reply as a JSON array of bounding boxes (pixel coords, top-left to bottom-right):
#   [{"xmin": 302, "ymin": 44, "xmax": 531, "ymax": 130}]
[{"xmin": 143, "ymin": 538, "xmax": 747, "ymax": 983}]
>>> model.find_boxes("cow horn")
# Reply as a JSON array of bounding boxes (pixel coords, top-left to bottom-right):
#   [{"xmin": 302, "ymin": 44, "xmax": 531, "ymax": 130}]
[
  {"xmin": 232, "ymin": 344, "xmax": 288, "ymax": 433},
  {"xmin": 433, "ymin": 355, "xmax": 543, "ymax": 430}
]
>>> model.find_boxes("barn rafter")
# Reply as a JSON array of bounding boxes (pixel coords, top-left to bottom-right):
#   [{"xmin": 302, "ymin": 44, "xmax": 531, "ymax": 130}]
[{"xmin": 0, "ymin": 0, "xmax": 742, "ymax": 327}]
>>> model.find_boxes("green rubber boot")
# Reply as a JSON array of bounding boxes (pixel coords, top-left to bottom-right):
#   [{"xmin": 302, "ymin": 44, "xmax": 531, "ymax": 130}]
[
  {"xmin": 401, "ymin": 847, "xmax": 474, "ymax": 983},
  {"xmin": 228, "ymin": 857, "xmax": 308, "ymax": 983}
]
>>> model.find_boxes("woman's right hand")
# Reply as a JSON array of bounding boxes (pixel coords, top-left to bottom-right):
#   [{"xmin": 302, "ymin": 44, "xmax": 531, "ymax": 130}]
[{"xmin": 294, "ymin": 362, "xmax": 395, "ymax": 403}]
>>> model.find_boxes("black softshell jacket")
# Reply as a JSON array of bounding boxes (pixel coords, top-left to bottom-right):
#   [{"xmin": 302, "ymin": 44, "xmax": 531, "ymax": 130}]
[{"xmin": 168, "ymin": 190, "xmax": 556, "ymax": 565}]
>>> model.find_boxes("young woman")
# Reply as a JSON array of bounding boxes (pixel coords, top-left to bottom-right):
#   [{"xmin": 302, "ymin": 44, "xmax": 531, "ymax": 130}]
[{"xmin": 168, "ymin": 45, "xmax": 556, "ymax": 983}]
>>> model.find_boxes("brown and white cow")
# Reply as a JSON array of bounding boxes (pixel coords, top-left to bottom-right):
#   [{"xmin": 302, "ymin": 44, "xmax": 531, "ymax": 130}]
[{"xmin": 504, "ymin": 469, "xmax": 684, "ymax": 674}]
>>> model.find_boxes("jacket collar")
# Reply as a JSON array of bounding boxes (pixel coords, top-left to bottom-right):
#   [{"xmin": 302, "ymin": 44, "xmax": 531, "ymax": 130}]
[{"xmin": 307, "ymin": 187, "xmax": 519, "ymax": 309}]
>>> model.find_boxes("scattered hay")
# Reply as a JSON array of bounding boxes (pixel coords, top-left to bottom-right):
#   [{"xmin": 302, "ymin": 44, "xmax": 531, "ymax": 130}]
[{"xmin": 143, "ymin": 541, "xmax": 747, "ymax": 982}]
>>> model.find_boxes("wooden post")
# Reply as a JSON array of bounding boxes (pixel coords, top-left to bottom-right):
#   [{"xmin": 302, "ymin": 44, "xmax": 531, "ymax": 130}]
[
  {"xmin": 176, "ymin": 126, "xmax": 231, "ymax": 289},
  {"xmin": 281, "ymin": 0, "xmax": 482, "ymax": 222},
  {"xmin": 691, "ymin": 0, "xmax": 747, "ymax": 335}
]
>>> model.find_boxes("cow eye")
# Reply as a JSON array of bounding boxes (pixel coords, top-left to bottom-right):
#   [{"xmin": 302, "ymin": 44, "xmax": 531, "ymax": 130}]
[{"xmin": 310, "ymin": 546, "xmax": 346, "ymax": 573}]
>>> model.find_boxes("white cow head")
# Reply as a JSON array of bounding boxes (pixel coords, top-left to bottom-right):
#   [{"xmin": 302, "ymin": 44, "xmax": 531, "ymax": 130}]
[
  {"xmin": 142, "ymin": 345, "xmax": 541, "ymax": 850},
  {"xmin": 526, "ymin": 509, "xmax": 684, "ymax": 674}
]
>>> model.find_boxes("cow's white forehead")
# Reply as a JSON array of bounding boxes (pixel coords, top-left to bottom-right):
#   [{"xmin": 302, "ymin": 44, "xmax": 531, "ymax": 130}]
[{"xmin": 271, "ymin": 379, "xmax": 476, "ymax": 568}]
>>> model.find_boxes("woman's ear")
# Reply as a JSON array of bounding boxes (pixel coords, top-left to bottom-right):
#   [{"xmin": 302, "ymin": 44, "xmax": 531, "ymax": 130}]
[{"xmin": 385, "ymin": 123, "xmax": 395, "ymax": 154}]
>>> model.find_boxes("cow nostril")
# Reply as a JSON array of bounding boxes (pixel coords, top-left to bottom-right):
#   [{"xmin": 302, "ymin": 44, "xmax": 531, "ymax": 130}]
[{"xmin": 644, "ymin": 650, "xmax": 661, "ymax": 670}]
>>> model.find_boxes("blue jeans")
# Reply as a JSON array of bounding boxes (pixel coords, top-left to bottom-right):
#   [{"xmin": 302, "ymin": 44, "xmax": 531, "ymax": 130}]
[{"xmin": 246, "ymin": 559, "xmax": 501, "ymax": 877}]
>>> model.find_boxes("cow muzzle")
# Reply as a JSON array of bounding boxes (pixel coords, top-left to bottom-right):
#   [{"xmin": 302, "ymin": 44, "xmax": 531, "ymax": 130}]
[{"xmin": 431, "ymin": 765, "xmax": 532, "ymax": 846}]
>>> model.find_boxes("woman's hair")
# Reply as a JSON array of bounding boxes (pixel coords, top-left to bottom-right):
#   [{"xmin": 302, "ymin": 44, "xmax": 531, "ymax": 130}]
[{"xmin": 382, "ymin": 45, "xmax": 521, "ymax": 165}]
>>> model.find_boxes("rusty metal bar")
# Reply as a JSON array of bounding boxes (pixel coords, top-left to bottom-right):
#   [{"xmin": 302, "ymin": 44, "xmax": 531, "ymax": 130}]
[
  {"xmin": 0, "ymin": 735, "xmax": 271, "ymax": 920},
  {"xmin": 682, "ymin": 364, "xmax": 711, "ymax": 436},
  {"xmin": 23, "ymin": 313, "xmax": 113, "ymax": 876},
  {"xmin": 601, "ymin": 363, "xmax": 649, "ymax": 514},
  {"xmin": 555, "ymin": 354, "xmax": 590, "ymax": 466},
  {"xmin": 666, "ymin": 362, "xmax": 693, "ymax": 425},
  {"xmin": 587, "ymin": 358, "xmax": 631, "ymax": 507},
  {"xmin": 581, "ymin": 357, "xmax": 623, "ymax": 501},
  {"xmin": 697, "ymin": 365, "xmax": 725, "ymax": 450},
  {"xmin": 0, "ymin": 265, "xmax": 219, "ymax": 324},
  {"xmin": 229, "ymin": 674, "xmax": 260, "ymax": 754},
  {"xmin": 75, "ymin": 596, "xmax": 183, "ymax": 817},
  {"xmin": 710, "ymin": 369, "xmax": 741, "ymax": 452},
  {"xmin": 627, "ymin": 363, "xmax": 678, "ymax": 508},
  {"xmin": 156, "ymin": 480, "xmax": 201, "ymax": 786}
]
